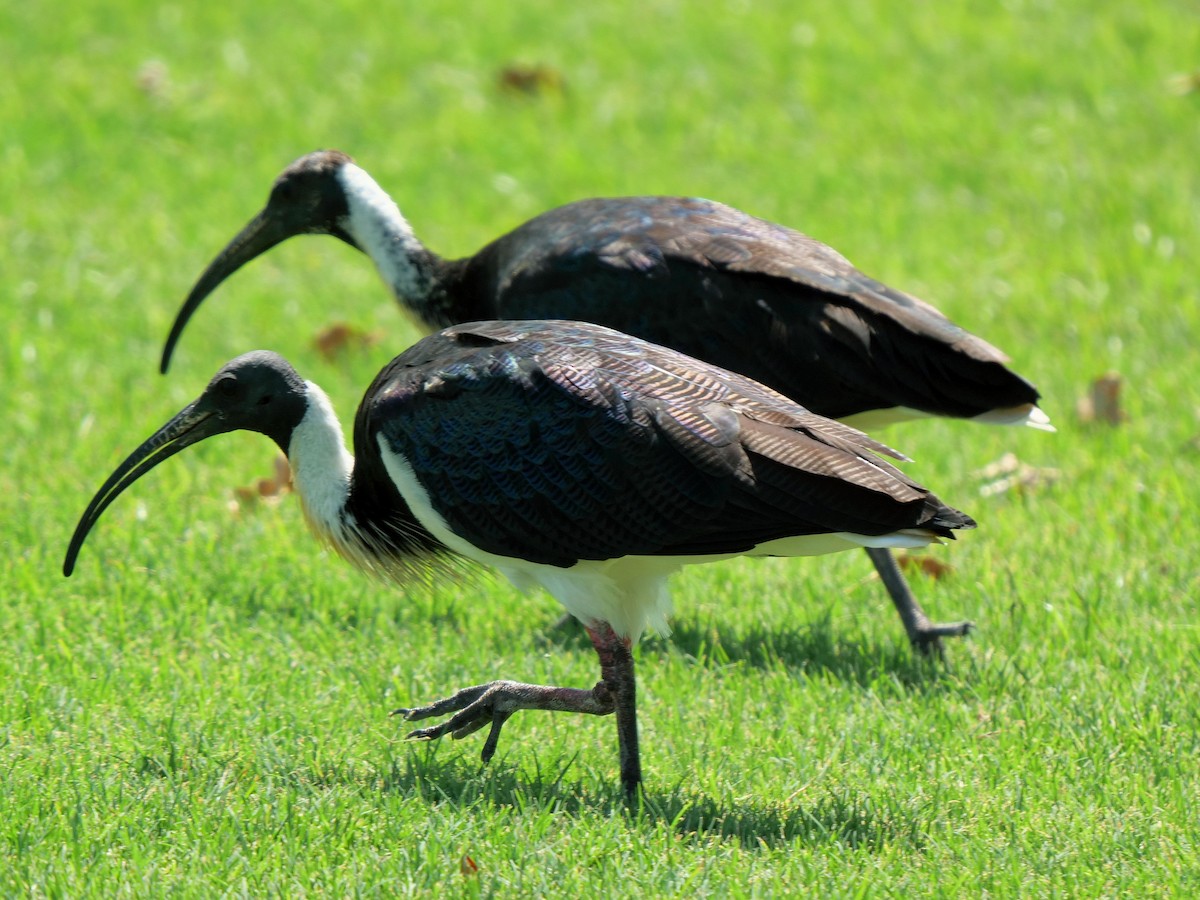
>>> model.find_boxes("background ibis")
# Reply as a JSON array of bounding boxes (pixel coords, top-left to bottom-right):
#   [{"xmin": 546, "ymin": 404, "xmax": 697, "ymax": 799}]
[
  {"xmin": 67, "ymin": 320, "xmax": 976, "ymax": 795},
  {"xmin": 160, "ymin": 150, "xmax": 1050, "ymax": 653}
]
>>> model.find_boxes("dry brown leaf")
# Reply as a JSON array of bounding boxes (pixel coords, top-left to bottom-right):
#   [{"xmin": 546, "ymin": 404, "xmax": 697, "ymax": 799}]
[
  {"xmin": 136, "ymin": 60, "xmax": 171, "ymax": 101},
  {"xmin": 974, "ymin": 451, "xmax": 1062, "ymax": 497},
  {"xmin": 313, "ymin": 322, "xmax": 381, "ymax": 362},
  {"xmin": 1076, "ymin": 371, "xmax": 1127, "ymax": 425},
  {"xmin": 896, "ymin": 552, "xmax": 955, "ymax": 580},
  {"xmin": 228, "ymin": 454, "xmax": 292, "ymax": 515},
  {"xmin": 266, "ymin": 454, "xmax": 293, "ymax": 494},
  {"xmin": 498, "ymin": 63, "xmax": 566, "ymax": 96}
]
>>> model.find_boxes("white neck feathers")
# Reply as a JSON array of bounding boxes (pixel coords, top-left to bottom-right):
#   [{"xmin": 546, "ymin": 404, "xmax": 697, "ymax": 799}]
[
  {"xmin": 288, "ymin": 382, "xmax": 355, "ymax": 542},
  {"xmin": 336, "ymin": 163, "xmax": 431, "ymax": 302}
]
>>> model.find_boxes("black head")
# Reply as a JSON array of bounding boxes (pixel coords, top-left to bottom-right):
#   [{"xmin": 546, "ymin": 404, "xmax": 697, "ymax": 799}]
[
  {"xmin": 193, "ymin": 350, "xmax": 310, "ymax": 449},
  {"xmin": 264, "ymin": 149, "xmax": 357, "ymax": 239},
  {"xmin": 64, "ymin": 351, "xmax": 309, "ymax": 575},
  {"xmin": 161, "ymin": 150, "xmax": 360, "ymax": 373}
]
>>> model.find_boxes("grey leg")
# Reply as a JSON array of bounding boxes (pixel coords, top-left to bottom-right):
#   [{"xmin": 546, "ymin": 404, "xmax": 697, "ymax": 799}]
[{"xmin": 865, "ymin": 547, "xmax": 973, "ymax": 655}]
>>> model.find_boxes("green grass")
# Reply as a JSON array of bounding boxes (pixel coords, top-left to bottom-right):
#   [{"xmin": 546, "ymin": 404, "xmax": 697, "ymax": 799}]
[{"xmin": 4, "ymin": 0, "xmax": 1200, "ymax": 894}]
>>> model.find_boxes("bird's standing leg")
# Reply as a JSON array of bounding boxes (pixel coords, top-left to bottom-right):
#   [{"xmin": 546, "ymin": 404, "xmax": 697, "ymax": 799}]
[
  {"xmin": 865, "ymin": 547, "xmax": 973, "ymax": 655},
  {"xmin": 393, "ymin": 619, "xmax": 642, "ymax": 795},
  {"xmin": 586, "ymin": 622, "xmax": 640, "ymax": 795}
]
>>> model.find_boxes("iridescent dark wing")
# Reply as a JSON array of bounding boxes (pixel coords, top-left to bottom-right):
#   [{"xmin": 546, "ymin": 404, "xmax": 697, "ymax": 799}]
[
  {"xmin": 462, "ymin": 196, "xmax": 1038, "ymax": 420},
  {"xmin": 361, "ymin": 320, "xmax": 973, "ymax": 567}
]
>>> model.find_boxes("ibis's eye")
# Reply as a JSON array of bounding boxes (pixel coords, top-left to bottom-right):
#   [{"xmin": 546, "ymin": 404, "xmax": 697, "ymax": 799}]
[
  {"xmin": 271, "ymin": 178, "xmax": 297, "ymax": 204},
  {"xmin": 214, "ymin": 375, "xmax": 239, "ymax": 397}
]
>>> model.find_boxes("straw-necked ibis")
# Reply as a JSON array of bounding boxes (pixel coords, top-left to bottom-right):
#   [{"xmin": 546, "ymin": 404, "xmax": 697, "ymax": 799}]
[
  {"xmin": 68, "ymin": 320, "xmax": 976, "ymax": 795},
  {"xmin": 161, "ymin": 150, "xmax": 1051, "ymax": 651}
]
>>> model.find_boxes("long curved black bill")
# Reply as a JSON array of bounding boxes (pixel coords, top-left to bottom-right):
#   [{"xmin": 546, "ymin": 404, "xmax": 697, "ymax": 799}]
[
  {"xmin": 63, "ymin": 403, "xmax": 223, "ymax": 576},
  {"xmin": 160, "ymin": 210, "xmax": 291, "ymax": 374}
]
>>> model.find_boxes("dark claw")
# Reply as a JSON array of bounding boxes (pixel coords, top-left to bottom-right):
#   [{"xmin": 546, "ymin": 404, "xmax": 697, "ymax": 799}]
[
  {"xmin": 392, "ymin": 683, "xmax": 496, "ymax": 723},
  {"xmin": 404, "ymin": 722, "xmax": 446, "ymax": 741}
]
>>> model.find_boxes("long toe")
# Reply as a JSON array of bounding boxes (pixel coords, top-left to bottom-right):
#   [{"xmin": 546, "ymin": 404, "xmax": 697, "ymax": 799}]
[
  {"xmin": 480, "ymin": 711, "xmax": 515, "ymax": 763},
  {"xmin": 911, "ymin": 620, "xmax": 975, "ymax": 656},
  {"xmin": 404, "ymin": 697, "xmax": 496, "ymax": 743},
  {"xmin": 393, "ymin": 683, "xmax": 499, "ymax": 722},
  {"xmin": 393, "ymin": 678, "xmax": 618, "ymax": 773}
]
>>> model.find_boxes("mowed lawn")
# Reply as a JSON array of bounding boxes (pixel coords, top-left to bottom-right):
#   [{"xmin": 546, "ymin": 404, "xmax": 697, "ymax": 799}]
[{"xmin": 3, "ymin": 0, "xmax": 1199, "ymax": 894}]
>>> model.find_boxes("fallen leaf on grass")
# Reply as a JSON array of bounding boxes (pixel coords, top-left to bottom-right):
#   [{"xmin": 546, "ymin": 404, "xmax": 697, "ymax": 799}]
[
  {"xmin": 896, "ymin": 552, "xmax": 955, "ymax": 579},
  {"xmin": 228, "ymin": 454, "xmax": 292, "ymax": 515},
  {"xmin": 313, "ymin": 322, "xmax": 381, "ymax": 362},
  {"xmin": 975, "ymin": 451, "xmax": 1062, "ymax": 498},
  {"xmin": 1076, "ymin": 371, "xmax": 1127, "ymax": 425},
  {"xmin": 498, "ymin": 63, "xmax": 567, "ymax": 96},
  {"xmin": 136, "ymin": 60, "xmax": 171, "ymax": 101}
]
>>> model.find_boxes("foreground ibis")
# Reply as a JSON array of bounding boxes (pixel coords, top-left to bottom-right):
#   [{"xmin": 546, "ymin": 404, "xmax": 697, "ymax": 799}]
[
  {"xmin": 162, "ymin": 149, "xmax": 1051, "ymax": 651},
  {"xmin": 68, "ymin": 320, "xmax": 975, "ymax": 795}
]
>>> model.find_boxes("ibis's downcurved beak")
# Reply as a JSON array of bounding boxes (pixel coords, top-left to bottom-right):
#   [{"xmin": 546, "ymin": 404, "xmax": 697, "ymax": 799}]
[
  {"xmin": 64, "ymin": 402, "xmax": 227, "ymax": 576},
  {"xmin": 161, "ymin": 209, "xmax": 292, "ymax": 374}
]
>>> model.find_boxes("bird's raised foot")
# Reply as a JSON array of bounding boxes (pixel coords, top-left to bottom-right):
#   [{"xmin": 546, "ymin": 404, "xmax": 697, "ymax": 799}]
[
  {"xmin": 392, "ymin": 679, "xmax": 615, "ymax": 765},
  {"xmin": 910, "ymin": 619, "xmax": 975, "ymax": 657}
]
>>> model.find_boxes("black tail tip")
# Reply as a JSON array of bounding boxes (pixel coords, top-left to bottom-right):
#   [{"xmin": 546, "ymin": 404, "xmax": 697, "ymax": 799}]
[{"xmin": 939, "ymin": 507, "xmax": 977, "ymax": 535}]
